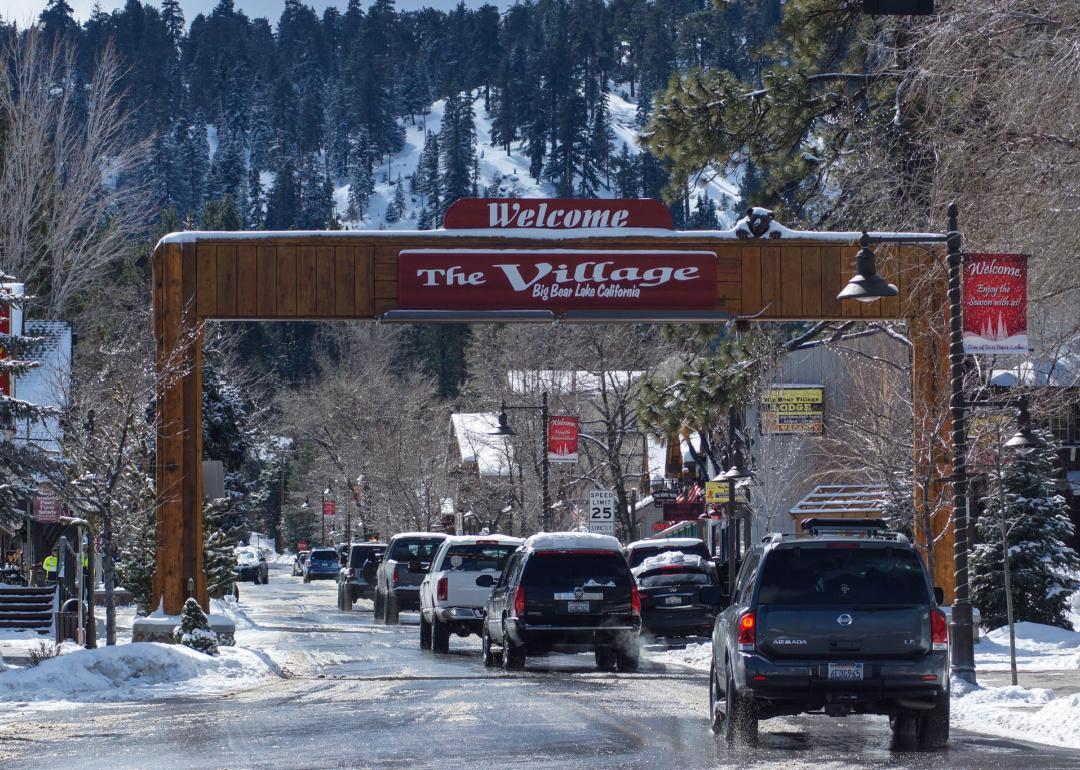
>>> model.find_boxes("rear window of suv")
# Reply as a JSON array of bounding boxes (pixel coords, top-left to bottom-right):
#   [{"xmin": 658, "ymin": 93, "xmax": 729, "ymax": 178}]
[
  {"xmin": 441, "ymin": 544, "xmax": 518, "ymax": 572},
  {"xmin": 628, "ymin": 544, "xmax": 710, "ymax": 568},
  {"xmin": 388, "ymin": 539, "xmax": 443, "ymax": 561},
  {"xmin": 310, "ymin": 549, "xmax": 337, "ymax": 561},
  {"xmin": 636, "ymin": 569, "xmax": 713, "ymax": 588},
  {"xmin": 757, "ymin": 547, "xmax": 930, "ymax": 605},
  {"xmin": 349, "ymin": 546, "xmax": 385, "ymax": 566},
  {"xmin": 523, "ymin": 552, "xmax": 631, "ymax": 589}
]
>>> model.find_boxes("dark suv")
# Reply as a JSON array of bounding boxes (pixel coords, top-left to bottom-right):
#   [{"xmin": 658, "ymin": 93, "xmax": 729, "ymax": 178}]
[
  {"xmin": 708, "ymin": 519, "xmax": 950, "ymax": 747},
  {"xmin": 632, "ymin": 553, "xmax": 718, "ymax": 637},
  {"xmin": 481, "ymin": 532, "xmax": 641, "ymax": 672},
  {"xmin": 371, "ymin": 532, "xmax": 448, "ymax": 624},
  {"xmin": 337, "ymin": 543, "xmax": 386, "ymax": 610}
]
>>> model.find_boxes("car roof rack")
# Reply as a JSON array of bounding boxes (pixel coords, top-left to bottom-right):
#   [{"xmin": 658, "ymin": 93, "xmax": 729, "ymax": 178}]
[{"xmin": 799, "ymin": 518, "xmax": 908, "ymax": 542}]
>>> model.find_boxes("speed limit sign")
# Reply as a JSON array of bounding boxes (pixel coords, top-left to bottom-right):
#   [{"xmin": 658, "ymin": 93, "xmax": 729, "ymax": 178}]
[{"xmin": 588, "ymin": 490, "xmax": 616, "ymax": 535}]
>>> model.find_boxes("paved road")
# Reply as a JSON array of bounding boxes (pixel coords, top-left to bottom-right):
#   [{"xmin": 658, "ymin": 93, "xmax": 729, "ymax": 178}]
[{"xmin": 1, "ymin": 570, "xmax": 1078, "ymax": 769}]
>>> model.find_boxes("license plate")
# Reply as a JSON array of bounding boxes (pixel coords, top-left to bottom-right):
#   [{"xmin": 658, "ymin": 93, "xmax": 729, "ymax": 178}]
[
  {"xmin": 664, "ymin": 596, "xmax": 683, "ymax": 606},
  {"xmin": 567, "ymin": 601, "xmax": 590, "ymax": 612},
  {"xmin": 828, "ymin": 663, "xmax": 863, "ymax": 681}
]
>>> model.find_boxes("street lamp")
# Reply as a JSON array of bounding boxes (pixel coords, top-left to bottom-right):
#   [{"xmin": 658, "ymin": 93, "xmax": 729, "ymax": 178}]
[
  {"xmin": 491, "ymin": 392, "xmax": 551, "ymax": 531},
  {"xmin": 838, "ymin": 204, "xmax": 977, "ymax": 684},
  {"xmin": 1004, "ymin": 397, "xmax": 1040, "ymax": 449}
]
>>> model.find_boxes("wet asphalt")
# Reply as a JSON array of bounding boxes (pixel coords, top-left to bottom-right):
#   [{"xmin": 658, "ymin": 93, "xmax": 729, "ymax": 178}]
[{"xmin": 1, "ymin": 569, "xmax": 1077, "ymax": 769}]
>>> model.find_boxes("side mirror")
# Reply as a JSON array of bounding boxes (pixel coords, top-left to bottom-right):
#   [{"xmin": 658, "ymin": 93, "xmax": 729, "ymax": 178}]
[
  {"xmin": 698, "ymin": 585, "xmax": 728, "ymax": 606},
  {"xmin": 933, "ymin": 586, "xmax": 945, "ymax": 606},
  {"xmin": 475, "ymin": 573, "xmax": 495, "ymax": 588}
]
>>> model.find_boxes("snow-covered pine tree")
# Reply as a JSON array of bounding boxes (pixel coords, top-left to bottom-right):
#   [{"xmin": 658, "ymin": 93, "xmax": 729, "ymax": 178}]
[
  {"xmin": 116, "ymin": 506, "xmax": 156, "ymax": 614},
  {"xmin": 0, "ymin": 282, "xmax": 56, "ymax": 520},
  {"xmin": 245, "ymin": 167, "xmax": 264, "ymax": 229},
  {"xmin": 971, "ymin": 430, "xmax": 1080, "ymax": 630},
  {"xmin": 389, "ymin": 175, "xmax": 407, "ymax": 222},
  {"xmin": 384, "ymin": 181, "xmax": 401, "ymax": 224},
  {"xmin": 347, "ymin": 131, "xmax": 375, "ymax": 221},
  {"xmin": 416, "ymin": 206, "xmax": 433, "ymax": 230},
  {"xmin": 439, "ymin": 91, "xmax": 477, "ymax": 216},
  {"xmin": 173, "ymin": 597, "xmax": 219, "ymax": 655},
  {"xmin": 614, "ymin": 143, "xmax": 639, "ymax": 197},
  {"xmin": 416, "ymin": 131, "xmax": 440, "ymax": 214},
  {"xmin": 582, "ymin": 91, "xmax": 613, "ymax": 196},
  {"xmin": 203, "ymin": 497, "xmax": 238, "ymax": 600}
]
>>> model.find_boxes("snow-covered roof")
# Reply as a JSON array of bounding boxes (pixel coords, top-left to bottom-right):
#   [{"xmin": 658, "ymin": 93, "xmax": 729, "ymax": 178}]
[
  {"xmin": 450, "ymin": 412, "xmax": 514, "ymax": 477},
  {"xmin": 989, "ymin": 359, "xmax": 1080, "ymax": 388},
  {"xmin": 633, "ymin": 551, "xmax": 708, "ymax": 574},
  {"xmin": 439, "ymin": 534, "xmax": 524, "ymax": 547},
  {"xmin": 523, "ymin": 532, "xmax": 623, "ymax": 553},
  {"xmin": 507, "ymin": 370, "xmax": 643, "ymax": 395},
  {"xmin": 626, "ymin": 537, "xmax": 704, "ymax": 551},
  {"xmin": 389, "ymin": 531, "xmax": 450, "ymax": 541}
]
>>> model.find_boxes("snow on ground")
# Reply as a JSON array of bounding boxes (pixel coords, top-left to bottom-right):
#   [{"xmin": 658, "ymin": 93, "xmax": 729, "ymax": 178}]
[
  {"xmin": 952, "ymin": 677, "xmax": 1080, "ymax": 749},
  {"xmin": 975, "ymin": 621, "xmax": 1080, "ymax": 671},
  {"xmin": 0, "ymin": 642, "xmax": 274, "ymax": 711}
]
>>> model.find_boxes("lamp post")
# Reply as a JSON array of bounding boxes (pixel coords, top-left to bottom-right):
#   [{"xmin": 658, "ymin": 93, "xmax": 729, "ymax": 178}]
[
  {"xmin": 838, "ymin": 204, "xmax": 977, "ymax": 684},
  {"xmin": 491, "ymin": 392, "xmax": 550, "ymax": 531},
  {"xmin": 718, "ymin": 405, "xmax": 753, "ymax": 593}
]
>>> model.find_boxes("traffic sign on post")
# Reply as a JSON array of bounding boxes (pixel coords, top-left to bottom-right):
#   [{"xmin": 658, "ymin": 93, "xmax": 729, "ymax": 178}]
[{"xmin": 588, "ymin": 490, "xmax": 616, "ymax": 536}]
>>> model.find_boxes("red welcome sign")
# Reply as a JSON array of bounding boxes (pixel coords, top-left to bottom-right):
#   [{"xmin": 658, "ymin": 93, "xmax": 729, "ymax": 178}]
[
  {"xmin": 547, "ymin": 416, "xmax": 579, "ymax": 463},
  {"xmin": 443, "ymin": 198, "xmax": 673, "ymax": 230},
  {"xmin": 963, "ymin": 253, "xmax": 1029, "ymax": 355},
  {"xmin": 323, "ymin": 499, "xmax": 336, "ymax": 517},
  {"xmin": 398, "ymin": 249, "xmax": 716, "ymax": 311}
]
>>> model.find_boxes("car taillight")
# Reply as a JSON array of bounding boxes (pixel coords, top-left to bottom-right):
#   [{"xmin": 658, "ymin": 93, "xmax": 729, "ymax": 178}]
[
  {"xmin": 630, "ymin": 584, "xmax": 641, "ymax": 616},
  {"xmin": 392, "ymin": 564, "xmax": 400, "ymax": 586},
  {"xmin": 738, "ymin": 610, "xmax": 756, "ymax": 651},
  {"xmin": 513, "ymin": 586, "xmax": 525, "ymax": 617},
  {"xmin": 931, "ymin": 609, "xmax": 948, "ymax": 651},
  {"xmin": 437, "ymin": 576, "xmax": 448, "ymax": 601}
]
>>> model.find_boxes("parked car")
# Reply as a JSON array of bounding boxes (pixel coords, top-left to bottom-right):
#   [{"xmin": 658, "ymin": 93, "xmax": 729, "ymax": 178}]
[
  {"xmin": 337, "ymin": 543, "xmax": 387, "ymax": 610},
  {"xmin": 708, "ymin": 518, "xmax": 950, "ymax": 747},
  {"xmin": 234, "ymin": 548, "xmax": 268, "ymax": 584},
  {"xmin": 370, "ymin": 532, "xmax": 448, "ymax": 624},
  {"xmin": 481, "ymin": 532, "xmax": 641, "ymax": 672},
  {"xmin": 418, "ymin": 534, "xmax": 524, "ymax": 653},
  {"xmin": 632, "ymin": 551, "xmax": 718, "ymax": 638},
  {"xmin": 624, "ymin": 537, "xmax": 712, "ymax": 569},
  {"xmin": 303, "ymin": 548, "xmax": 341, "ymax": 582},
  {"xmin": 292, "ymin": 551, "xmax": 309, "ymax": 577}
]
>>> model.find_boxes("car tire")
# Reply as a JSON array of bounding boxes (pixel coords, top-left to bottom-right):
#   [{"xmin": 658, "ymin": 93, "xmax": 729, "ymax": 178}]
[
  {"xmin": 889, "ymin": 713, "xmax": 918, "ymax": 744},
  {"xmin": 252, "ymin": 573, "xmax": 260, "ymax": 585},
  {"xmin": 431, "ymin": 615, "xmax": 450, "ymax": 654},
  {"xmin": 502, "ymin": 623, "xmax": 525, "ymax": 671},
  {"xmin": 419, "ymin": 613, "xmax": 433, "ymax": 650},
  {"xmin": 616, "ymin": 649, "xmax": 639, "ymax": 672},
  {"xmin": 916, "ymin": 688, "xmax": 950, "ymax": 749},
  {"xmin": 374, "ymin": 590, "xmax": 385, "ymax": 622},
  {"xmin": 594, "ymin": 646, "xmax": 618, "ymax": 672},
  {"xmin": 482, "ymin": 624, "xmax": 498, "ymax": 667},
  {"xmin": 709, "ymin": 663, "xmax": 724, "ymax": 733},
  {"xmin": 722, "ymin": 668, "xmax": 758, "ymax": 744},
  {"xmin": 385, "ymin": 593, "xmax": 400, "ymax": 625},
  {"xmin": 303, "ymin": 575, "xmax": 310, "ymax": 584}
]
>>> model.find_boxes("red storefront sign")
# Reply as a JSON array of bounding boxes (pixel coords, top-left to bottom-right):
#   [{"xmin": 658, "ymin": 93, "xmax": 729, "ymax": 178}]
[
  {"xmin": 323, "ymin": 499, "xmax": 336, "ymax": 517},
  {"xmin": 963, "ymin": 253, "xmax": 1029, "ymax": 355},
  {"xmin": 547, "ymin": 416, "xmax": 579, "ymax": 464},
  {"xmin": 443, "ymin": 198, "xmax": 673, "ymax": 230},
  {"xmin": 33, "ymin": 486, "xmax": 62, "ymax": 524},
  {"xmin": 398, "ymin": 249, "xmax": 717, "ymax": 311}
]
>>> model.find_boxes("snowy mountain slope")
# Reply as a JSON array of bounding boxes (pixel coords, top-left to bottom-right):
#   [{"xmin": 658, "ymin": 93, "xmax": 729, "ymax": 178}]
[{"xmin": 329, "ymin": 89, "xmax": 741, "ymax": 231}]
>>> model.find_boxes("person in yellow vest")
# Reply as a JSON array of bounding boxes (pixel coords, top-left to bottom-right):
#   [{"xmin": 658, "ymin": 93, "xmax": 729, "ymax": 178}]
[{"xmin": 42, "ymin": 554, "xmax": 58, "ymax": 582}]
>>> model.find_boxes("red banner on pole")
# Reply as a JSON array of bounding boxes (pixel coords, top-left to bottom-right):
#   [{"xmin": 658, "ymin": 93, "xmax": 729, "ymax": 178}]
[
  {"xmin": 323, "ymin": 499, "xmax": 336, "ymax": 517},
  {"xmin": 963, "ymin": 253, "xmax": 1029, "ymax": 355},
  {"xmin": 443, "ymin": 198, "xmax": 673, "ymax": 230},
  {"xmin": 547, "ymin": 416, "xmax": 579, "ymax": 463},
  {"xmin": 398, "ymin": 249, "xmax": 717, "ymax": 311}
]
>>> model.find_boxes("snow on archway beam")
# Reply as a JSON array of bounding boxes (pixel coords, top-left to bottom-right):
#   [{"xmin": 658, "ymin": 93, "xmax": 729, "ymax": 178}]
[{"xmin": 377, "ymin": 309, "xmax": 737, "ymax": 324}]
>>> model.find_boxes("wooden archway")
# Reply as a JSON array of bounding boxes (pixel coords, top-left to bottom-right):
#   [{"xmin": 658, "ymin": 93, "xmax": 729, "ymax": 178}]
[{"xmin": 152, "ymin": 222, "xmax": 949, "ymax": 615}]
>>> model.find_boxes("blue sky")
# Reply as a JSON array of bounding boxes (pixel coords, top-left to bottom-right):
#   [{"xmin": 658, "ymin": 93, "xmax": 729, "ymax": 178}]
[{"xmin": 0, "ymin": 0, "xmax": 493, "ymax": 26}]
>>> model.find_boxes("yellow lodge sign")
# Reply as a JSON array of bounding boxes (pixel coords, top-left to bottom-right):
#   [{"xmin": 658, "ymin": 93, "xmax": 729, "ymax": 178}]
[{"xmin": 760, "ymin": 385, "xmax": 824, "ymax": 435}]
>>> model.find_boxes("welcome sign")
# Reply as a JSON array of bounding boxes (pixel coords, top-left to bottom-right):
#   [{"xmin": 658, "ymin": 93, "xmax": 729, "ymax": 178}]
[
  {"xmin": 963, "ymin": 253, "xmax": 1029, "ymax": 355},
  {"xmin": 398, "ymin": 249, "xmax": 717, "ymax": 310}
]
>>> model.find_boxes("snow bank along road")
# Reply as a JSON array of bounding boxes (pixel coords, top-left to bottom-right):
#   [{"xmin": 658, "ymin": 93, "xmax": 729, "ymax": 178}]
[{"xmin": 1, "ymin": 572, "xmax": 1078, "ymax": 769}]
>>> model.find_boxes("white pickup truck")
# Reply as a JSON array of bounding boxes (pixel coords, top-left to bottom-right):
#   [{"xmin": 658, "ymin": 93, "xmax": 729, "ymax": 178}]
[{"xmin": 418, "ymin": 534, "xmax": 523, "ymax": 653}]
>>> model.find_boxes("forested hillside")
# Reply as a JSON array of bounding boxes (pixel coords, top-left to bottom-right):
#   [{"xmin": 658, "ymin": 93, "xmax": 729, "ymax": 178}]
[{"xmin": 26, "ymin": 0, "xmax": 780, "ymax": 232}]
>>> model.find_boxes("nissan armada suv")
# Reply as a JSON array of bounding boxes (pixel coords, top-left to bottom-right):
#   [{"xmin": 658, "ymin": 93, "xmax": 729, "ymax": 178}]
[{"xmin": 707, "ymin": 518, "xmax": 950, "ymax": 748}]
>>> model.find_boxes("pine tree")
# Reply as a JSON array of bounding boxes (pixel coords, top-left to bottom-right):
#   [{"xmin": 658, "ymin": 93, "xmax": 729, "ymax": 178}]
[
  {"xmin": 245, "ymin": 167, "xmax": 265, "ymax": 229},
  {"xmin": 347, "ymin": 133, "xmax": 375, "ymax": 221},
  {"xmin": 416, "ymin": 206, "xmax": 433, "ymax": 230},
  {"xmin": 416, "ymin": 131, "xmax": 441, "ymax": 214},
  {"xmin": 582, "ymin": 92, "xmax": 613, "ymax": 197},
  {"xmin": 173, "ymin": 597, "xmax": 220, "ymax": 655},
  {"xmin": 266, "ymin": 159, "xmax": 300, "ymax": 229},
  {"xmin": 116, "ymin": 507, "xmax": 156, "ymax": 615},
  {"xmin": 614, "ymin": 144, "xmax": 639, "ymax": 198},
  {"xmin": 439, "ymin": 92, "xmax": 477, "ymax": 216},
  {"xmin": 971, "ymin": 430, "xmax": 1080, "ymax": 630},
  {"xmin": 386, "ymin": 174, "xmax": 407, "ymax": 223},
  {"xmin": 202, "ymin": 196, "xmax": 243, "ymax": 230},
  {"xmin": 203, "ymin": 498, "xmax": 238, "ymax": 600}
]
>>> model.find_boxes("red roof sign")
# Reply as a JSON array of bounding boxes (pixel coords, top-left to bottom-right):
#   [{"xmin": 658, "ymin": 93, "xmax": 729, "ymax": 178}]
[{"xmin": 442, "ymin": 198, "xmax": 673, "ymax": 230}]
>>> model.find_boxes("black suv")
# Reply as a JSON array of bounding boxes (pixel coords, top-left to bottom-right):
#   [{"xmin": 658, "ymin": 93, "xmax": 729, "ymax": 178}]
[
  {"xmin": 481, "ymin": 533, "xmax": 641, "ymax": 672},
  {"xmin": 632, "ymin": 553, "xmax": 718, "ymax": 637},
  {"xmin": 708, "ymin": 519, "xmax": 950, "ymax": 747},
  {"xmin": 337, "ymin": 543, "xmax": 386, "ymax": 610}
]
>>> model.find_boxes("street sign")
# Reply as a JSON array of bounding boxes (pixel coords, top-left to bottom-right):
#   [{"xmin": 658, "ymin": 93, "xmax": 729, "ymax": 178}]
[
  {"xmin": 705, "ymin": 481, "xmax": 749, "ymax": 504},
  {"xmin": 652, "ymin": 489, "xmax": 678, "ymax": 506},
  {"xmin": 588, "ymin": 489, "xmax": 616, "ymax": 535}
]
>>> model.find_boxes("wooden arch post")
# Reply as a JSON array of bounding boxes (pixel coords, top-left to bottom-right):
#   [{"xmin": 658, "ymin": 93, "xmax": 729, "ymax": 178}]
[{"xmin": 151, "ymin": 215, "xmax": 951, "ymax": 615}]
